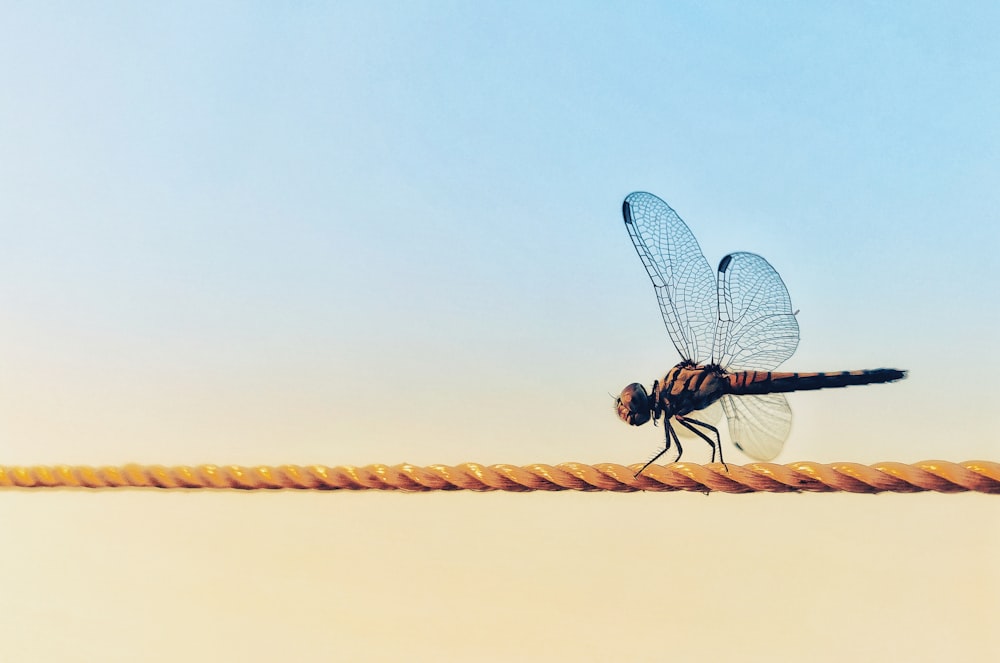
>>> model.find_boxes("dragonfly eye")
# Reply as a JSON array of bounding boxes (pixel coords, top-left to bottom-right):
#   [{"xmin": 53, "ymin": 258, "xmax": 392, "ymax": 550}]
[{"xmin": 616, "ymin": 383, "xmax": 651, "ymax": 426}]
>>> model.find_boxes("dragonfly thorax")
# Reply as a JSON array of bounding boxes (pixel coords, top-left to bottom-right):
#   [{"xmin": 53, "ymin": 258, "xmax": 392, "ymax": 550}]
[
  {"xmin": 617, "ymin": 363, "xmax": 729, "ymax": 429},
  {"xmin": 655, "ymin": 363, "xmax": 729, "ymax": 418}
]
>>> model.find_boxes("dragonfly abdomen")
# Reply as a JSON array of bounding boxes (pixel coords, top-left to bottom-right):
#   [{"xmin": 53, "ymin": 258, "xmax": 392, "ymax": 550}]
[{"xmin": 727, "ymin": 368, "xmax": 907, "ymax": 395}]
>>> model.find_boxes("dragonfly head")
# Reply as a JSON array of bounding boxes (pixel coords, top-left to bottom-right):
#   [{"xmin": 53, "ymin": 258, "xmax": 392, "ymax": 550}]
[{"xmin": 616, "ymin": 383, "xmax": 652, "ymax": 426}]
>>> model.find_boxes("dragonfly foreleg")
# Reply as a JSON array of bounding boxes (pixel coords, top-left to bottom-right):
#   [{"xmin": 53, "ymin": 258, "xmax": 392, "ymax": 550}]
[
  {"xmin": 675, "ymin": 415, "xmax": 727, "ymax": 471},
  {"xmin": 634, "ymin": 420, "xmax": 682, "ymax": 478},
  {"xmin": 649, "ymin": 379, "xmax": 663, "ymax": 426}
]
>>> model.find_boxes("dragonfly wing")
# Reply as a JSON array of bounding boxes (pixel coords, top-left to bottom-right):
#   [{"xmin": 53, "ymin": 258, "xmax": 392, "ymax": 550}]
[
  {"xmin": 623, "ymin": 192, "xmax": 718, "ymax": 364},
  {"xmin": 713, "ymin": 251, "xmax": 800, "ymax": 371},
  {"xmin": 720, "ymin": 393, "xmax": 791, "ymax": 461}
]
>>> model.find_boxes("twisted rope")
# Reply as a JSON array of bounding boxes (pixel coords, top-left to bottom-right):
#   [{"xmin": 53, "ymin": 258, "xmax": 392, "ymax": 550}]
[{"xmin": 0, "ymin": 461, "xmax": 996, "ymax": 493}]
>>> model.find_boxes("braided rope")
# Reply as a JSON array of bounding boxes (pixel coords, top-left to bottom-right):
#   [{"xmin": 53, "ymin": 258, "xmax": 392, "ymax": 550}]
[{"xmin": 0, "ymin": 461, "xmax": 996, "ymax": 493}]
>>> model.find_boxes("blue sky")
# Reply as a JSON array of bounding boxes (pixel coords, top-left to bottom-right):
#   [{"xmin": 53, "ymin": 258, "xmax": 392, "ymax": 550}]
[{"xmin": 1, "ymin": 2, "xmax": 998, "ymax": 466}]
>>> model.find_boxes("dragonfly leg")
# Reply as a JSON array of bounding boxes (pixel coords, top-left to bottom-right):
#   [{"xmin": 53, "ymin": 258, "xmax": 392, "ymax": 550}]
[
  {"xmin": 634, "ymin": 421, "xmax": 682, "ymax": 478},
  {"xmin": 669, "ymin": 422, "xmax": 683, "ymax": 462},
  {"xmin": 675, "ymin": 416, "xmax": 728, "ymax": 472}
]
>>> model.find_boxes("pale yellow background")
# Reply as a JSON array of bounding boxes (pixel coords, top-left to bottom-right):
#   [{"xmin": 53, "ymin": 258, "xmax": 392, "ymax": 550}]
[
  {"xmin": 2, "ymin": 491, "xmax": 996, "ymax": 660},
  {"xmin": 2, "ymin": 3, "xmax": 998, "ymax": 661}
]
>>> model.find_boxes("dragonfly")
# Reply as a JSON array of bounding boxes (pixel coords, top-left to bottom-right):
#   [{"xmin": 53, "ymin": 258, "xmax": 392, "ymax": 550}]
[{"xmin": 615, "ymin": 192, "xmax": 906, "ymax": 474}]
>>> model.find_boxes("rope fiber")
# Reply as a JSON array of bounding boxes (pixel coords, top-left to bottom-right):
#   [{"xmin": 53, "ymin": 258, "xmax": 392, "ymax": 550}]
[{"xmin": 0, "ymin": 461, "xmax": 997, "ymax": 493}]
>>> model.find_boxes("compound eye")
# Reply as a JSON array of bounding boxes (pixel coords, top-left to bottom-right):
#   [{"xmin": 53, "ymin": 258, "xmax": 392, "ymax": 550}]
[{"xmin": 616, "ymin": 383, "xmax": 651, "ymax": 426}]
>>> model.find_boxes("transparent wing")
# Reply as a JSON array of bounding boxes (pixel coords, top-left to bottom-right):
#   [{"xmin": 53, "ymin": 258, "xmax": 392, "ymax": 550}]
[
  {"xmin": 720, "ymin": 393, "xmax": 792, "ymax": 461},
  {"xmin": 622, "ymin": 192, "xmax": 718, "ymax": 364},
  {"xmin": 713, "ymin": 252, "xmax": 799, "ymax": 371}
]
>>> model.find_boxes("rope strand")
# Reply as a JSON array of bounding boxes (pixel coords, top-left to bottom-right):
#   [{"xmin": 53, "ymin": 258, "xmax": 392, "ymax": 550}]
[{"xmin": 0, "ymin": 461, "xmax": 996, "ymax": 493}]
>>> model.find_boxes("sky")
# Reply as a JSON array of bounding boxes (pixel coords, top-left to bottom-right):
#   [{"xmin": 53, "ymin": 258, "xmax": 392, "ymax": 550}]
[{"xmin": 0, "ymin": 2, "xmax": 998, "ymax": 660}]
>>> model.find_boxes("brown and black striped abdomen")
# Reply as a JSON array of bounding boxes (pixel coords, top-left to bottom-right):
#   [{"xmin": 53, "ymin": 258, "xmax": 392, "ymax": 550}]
[{"xmin": 726, "ymin": 368, "xmax": 907, "ymax": 396}]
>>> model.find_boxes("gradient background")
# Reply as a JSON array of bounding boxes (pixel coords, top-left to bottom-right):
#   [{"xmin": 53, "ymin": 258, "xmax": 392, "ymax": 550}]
[{"xmin": 1, "ymin": 2, "xmax": 997, "ymax": 660}]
